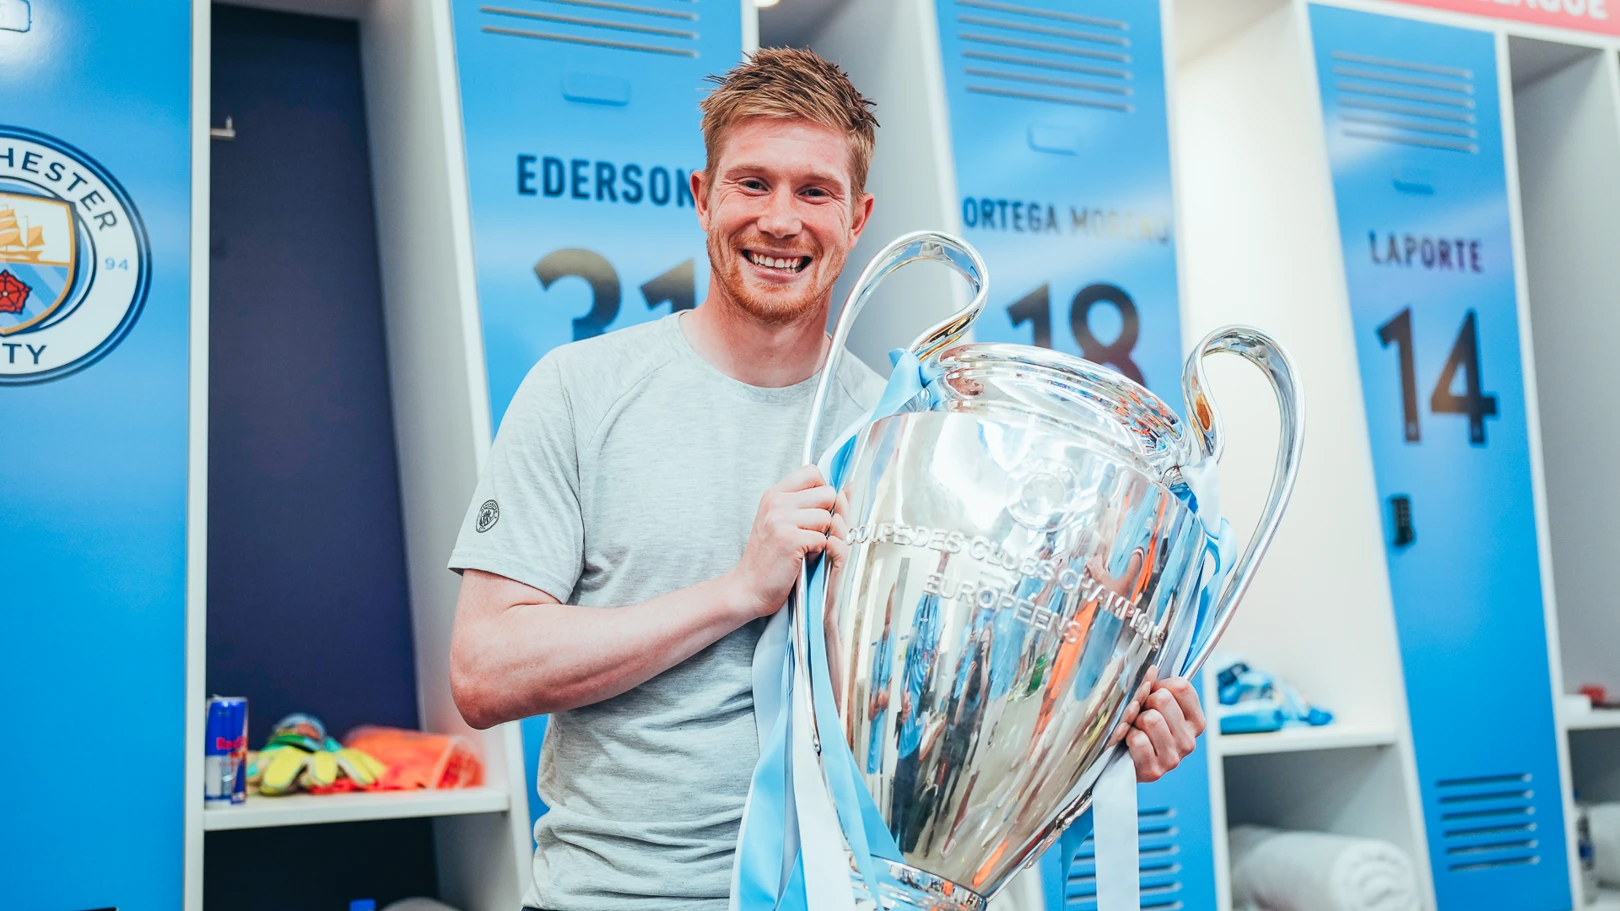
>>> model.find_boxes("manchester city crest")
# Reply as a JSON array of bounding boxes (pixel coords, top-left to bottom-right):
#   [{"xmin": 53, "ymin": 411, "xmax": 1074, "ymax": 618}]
[{"xmin": 0, "ymin": 126, "xmax": 149, "ymax": 384}]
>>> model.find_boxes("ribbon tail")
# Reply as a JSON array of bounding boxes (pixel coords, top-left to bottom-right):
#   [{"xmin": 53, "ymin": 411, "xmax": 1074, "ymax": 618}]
[
  {"xmin": 733, "ymin": 349, "xmax": 935, "ymax": 911},
  {"xmin": 1091, "ymin": 748, "xmax": 1139, "ymax": 911},
  {"xmin": 791, "ymin": 652, "xmax": 860, "ymax": 911},
  {"xmin": 732, "ymin": 611, "xmax": 798, "ymax": 910}
]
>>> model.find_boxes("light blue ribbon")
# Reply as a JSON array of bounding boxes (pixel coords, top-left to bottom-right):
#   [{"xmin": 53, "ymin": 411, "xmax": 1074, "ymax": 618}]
[{"xmin": 731, "ymin": 350, "xmax": 930, "ymax": 911}]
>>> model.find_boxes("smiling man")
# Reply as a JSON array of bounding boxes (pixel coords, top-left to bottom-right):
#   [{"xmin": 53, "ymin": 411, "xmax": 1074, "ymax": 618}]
[{"xmin": 446, "ymin": 49, "xmax": 1206, "ymax": 911}]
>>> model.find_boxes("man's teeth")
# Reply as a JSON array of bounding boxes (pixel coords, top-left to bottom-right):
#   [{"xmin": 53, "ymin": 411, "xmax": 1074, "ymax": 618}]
[{"xmin": 748, "ymin": 251, "xmax": 805, "ymax": 272}]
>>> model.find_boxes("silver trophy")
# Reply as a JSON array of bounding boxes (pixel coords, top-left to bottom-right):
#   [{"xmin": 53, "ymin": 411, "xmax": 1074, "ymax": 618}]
[{"xmin": 797, "ymin": 232, "xmax": 1304, "ymax": 909}]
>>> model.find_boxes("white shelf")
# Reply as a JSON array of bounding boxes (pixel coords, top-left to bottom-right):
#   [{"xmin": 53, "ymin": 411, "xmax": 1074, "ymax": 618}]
[
  {"xmin": 1215, "ymin": 723, "xmax": 1400, "ymax": 757},
  {"xmin": 1566, "ymin": 709, "xmax": 1620, "ymax": 732},
  {"xmin": 203, "ymin": 786, "xmax": 510, "ymax": 831}
]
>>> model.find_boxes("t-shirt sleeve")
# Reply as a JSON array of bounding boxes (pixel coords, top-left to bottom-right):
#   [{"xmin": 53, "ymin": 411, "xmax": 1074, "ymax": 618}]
[{"xmin": 448, "ymin": 354, "xmax": 585, "ymax": 603}]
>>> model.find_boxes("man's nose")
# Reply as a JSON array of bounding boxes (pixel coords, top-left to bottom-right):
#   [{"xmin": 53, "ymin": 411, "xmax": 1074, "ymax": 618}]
[{"xmin": 756, "ymin": 186, "xmax": 801, "ymax": 238}]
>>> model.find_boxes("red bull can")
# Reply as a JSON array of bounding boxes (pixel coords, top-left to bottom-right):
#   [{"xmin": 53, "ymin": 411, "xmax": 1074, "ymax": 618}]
[{"xmin": 205, "ymin": 696, "xmax": 248, "ymax": 805}]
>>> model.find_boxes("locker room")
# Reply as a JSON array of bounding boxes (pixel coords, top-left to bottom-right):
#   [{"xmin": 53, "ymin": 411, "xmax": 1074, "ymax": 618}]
[{"xmin": 4, "ymin": 1, "xmax": 1619, "ymax": 910}]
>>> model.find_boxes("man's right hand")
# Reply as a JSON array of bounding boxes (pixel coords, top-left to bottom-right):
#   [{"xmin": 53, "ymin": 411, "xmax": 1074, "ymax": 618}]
[{"xmin": 726, "ymin": 465, "xmax": 844, "ymax": 620}]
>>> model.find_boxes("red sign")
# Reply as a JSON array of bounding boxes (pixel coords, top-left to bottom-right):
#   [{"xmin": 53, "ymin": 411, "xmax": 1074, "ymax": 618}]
[{"xmin": 1384, "ymin": 0, "xmax": 1620, "ymax": 36}]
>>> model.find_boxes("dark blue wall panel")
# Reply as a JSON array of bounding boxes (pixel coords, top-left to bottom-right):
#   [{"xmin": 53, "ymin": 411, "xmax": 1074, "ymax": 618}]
[
  {"xmin": 205, "ymin": 818, "xmax": 438, "ymax": 911},
  {"xmin": 208, "ymin": 5, "xmax": 419, "ymax": 749}
]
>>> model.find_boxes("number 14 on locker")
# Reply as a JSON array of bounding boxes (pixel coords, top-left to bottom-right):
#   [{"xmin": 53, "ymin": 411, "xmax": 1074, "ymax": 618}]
[{"xmin": 1376, "ymin": 307, "xmax": 1498, "ymax": 445}]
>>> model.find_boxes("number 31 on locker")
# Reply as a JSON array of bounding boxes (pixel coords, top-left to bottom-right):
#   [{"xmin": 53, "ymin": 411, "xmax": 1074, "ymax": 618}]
[{"xmin": 534, "ymin": 248, "xmax": 695, "ymax": 340}]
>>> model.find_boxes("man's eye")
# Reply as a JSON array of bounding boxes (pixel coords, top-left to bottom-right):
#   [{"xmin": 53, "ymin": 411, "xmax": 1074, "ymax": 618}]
[{"xmin": 743, "ymin": 179, "xmax": 767, "ymax": 191}]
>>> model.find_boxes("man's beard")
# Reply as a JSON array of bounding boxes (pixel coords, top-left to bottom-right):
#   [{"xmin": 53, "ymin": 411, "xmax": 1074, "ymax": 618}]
[{"xmin": 707, "ymin": 231, "xmax": 842, "ymax": 325}]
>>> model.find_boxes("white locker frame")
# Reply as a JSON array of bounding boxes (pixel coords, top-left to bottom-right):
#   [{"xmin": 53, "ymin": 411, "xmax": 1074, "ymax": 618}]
[
  {"xmin": 184, "ymin": 2, "xmax": 533, "ymax": 908},
  {"xmin": 1173, "ymin": 1, "xmax": 1435, "ymax": 907}
]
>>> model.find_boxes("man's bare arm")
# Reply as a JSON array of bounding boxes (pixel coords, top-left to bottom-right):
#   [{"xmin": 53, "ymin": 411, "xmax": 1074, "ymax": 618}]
[
  {"xmin": 449, "ymin": 465, "xmax": 851, "ymax": 728},
  {"xmin": 449, "ymin": 569, "xmax": 758, "ymax": 726}
]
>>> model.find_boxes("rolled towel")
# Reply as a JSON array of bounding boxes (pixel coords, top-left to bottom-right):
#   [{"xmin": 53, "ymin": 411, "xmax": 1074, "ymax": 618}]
[
  {"xmin": 1229, "ymin": 825, "xmax": 1420, "ymax": 911},
  {"xmin": 1591, "ymin": 802, "xmax": 1620, "ymax": 886}
]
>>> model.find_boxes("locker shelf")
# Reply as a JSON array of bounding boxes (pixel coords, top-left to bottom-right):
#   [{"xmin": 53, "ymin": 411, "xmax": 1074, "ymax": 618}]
[
  {"xmin": 1215, "ymin": 723, "xmax": 1399, "ymax": 757},
  {"xmin": 203, "ymin": 786, "xmax": 509, "ymax": 831},
  {"xmin": 1565, "ymin": 709, "xmax": 1620, "ymax": 732}
]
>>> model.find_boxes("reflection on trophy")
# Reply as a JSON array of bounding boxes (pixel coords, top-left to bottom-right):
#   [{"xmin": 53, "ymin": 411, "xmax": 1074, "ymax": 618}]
[{"xmin": 798, "ymin": 233, "xmax": 1305, "ymax": 910}]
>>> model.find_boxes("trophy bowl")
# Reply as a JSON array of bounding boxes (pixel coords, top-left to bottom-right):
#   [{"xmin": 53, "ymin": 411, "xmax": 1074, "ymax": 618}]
[{"xmin": 798, "ymin": 233, "xmax": 1304, "ymax": 910}]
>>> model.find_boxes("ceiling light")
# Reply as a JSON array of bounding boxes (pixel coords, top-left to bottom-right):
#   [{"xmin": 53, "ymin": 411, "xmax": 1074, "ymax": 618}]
[{"xmin": 756, "ymin": 0, "xmax": 780, "ymax": 7}]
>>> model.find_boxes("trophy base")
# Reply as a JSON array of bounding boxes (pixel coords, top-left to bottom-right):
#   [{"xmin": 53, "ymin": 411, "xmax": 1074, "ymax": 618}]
[{"xmin": 862, "ymin": 859, "xmax": 987, "ymax": 911}]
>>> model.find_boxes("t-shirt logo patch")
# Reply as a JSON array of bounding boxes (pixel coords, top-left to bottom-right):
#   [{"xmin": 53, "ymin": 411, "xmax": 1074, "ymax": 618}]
[{"xmin": 476, "ymin": 499, "xmax": 500, "ymax": 533}]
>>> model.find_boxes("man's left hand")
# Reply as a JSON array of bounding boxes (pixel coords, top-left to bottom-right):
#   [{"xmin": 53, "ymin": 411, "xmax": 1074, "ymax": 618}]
[{"xmin": 1127, "ymin": 677, "xmax": 1206, "ymax": 783}]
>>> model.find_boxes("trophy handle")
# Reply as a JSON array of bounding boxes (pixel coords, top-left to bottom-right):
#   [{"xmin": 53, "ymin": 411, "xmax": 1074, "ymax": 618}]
[
  {"xmin": 795, "ymin": 231, "xmax": 989, "ymax": 752},
  {"xmin": 1177, "ymin": 325, "xmax": 1306, "ymax": 678},
  {"xmin": 1015, "ymin": 327, "xmax": 1305, "ymax": 888}
]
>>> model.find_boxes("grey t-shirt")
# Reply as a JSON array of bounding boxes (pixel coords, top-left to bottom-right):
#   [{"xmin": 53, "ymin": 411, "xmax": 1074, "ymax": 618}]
[{"xmin": 449, "ymin": 312, "xmax": 883, "ymax": 911}]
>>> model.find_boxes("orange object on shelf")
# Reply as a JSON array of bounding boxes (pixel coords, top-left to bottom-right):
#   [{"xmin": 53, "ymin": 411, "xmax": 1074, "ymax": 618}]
[{"xmin": 342, "ymin": 726, "xmax": 484, "ymax": 791}]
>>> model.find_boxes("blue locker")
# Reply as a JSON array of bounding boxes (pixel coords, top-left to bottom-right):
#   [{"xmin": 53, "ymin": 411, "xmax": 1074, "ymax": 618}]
[
  {"xmin": 1307, "ymin": 7, "xmax": 1570, "ymax": 909},
  {"xmin": 930, "ymin": 2, "xmax": 1215, "ymax": 908},
  {"xmin": 449, "ymin": 0, "xmax": 743, "ymax": 838},
  {"xmin": 451, "ymin": 0, "xmax": 742, "ymax": 425},
  {"xmin": 0, "ymin": 2, "xmax": 193, "ymax": 909}
]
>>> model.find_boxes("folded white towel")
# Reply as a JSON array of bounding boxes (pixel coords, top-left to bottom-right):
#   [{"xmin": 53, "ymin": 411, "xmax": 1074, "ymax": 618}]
[
  {"xmin": 1229, "ymin": 825, "xmax": 1420, "ymax": 911},
  {"xmin": 1591, "ymin": 802, "xmax": 1620, "ymax": 886}
]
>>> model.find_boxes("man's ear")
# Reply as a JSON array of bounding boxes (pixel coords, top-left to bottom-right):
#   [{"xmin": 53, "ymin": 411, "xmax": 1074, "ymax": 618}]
[
  {"xmin": 849, "ymin": 191, "xmax": 876, "ymax": 245},
  {"xmin": 691, "ymin": 169, "xmax": 711, "ymax": 230}
]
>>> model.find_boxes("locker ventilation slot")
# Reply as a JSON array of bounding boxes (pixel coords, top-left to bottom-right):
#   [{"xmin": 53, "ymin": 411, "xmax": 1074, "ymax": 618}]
[
  {"xmin": 952, "ymin": 0, "xmax": 1134, "ymax": 113},
  {"xmin": 1329, "ymin": 50, "xmax": 1478, "ymax": 153},
  {"xmin": 1064, "ymin": 806, "xmax": 1184, "ymax": 910},
  {"xmin": 481, "ymin": 0, "xmax": 700, "ymax": 58},
  {"xmin": 1435, "ymin": 772, "xmax": 1542, "ymax": 872}
]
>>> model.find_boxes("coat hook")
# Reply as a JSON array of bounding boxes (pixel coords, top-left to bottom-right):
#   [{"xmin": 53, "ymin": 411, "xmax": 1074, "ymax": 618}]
[{"xmin": 210, "ymin": 116, "xmax": 236, "ymax": 141}]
